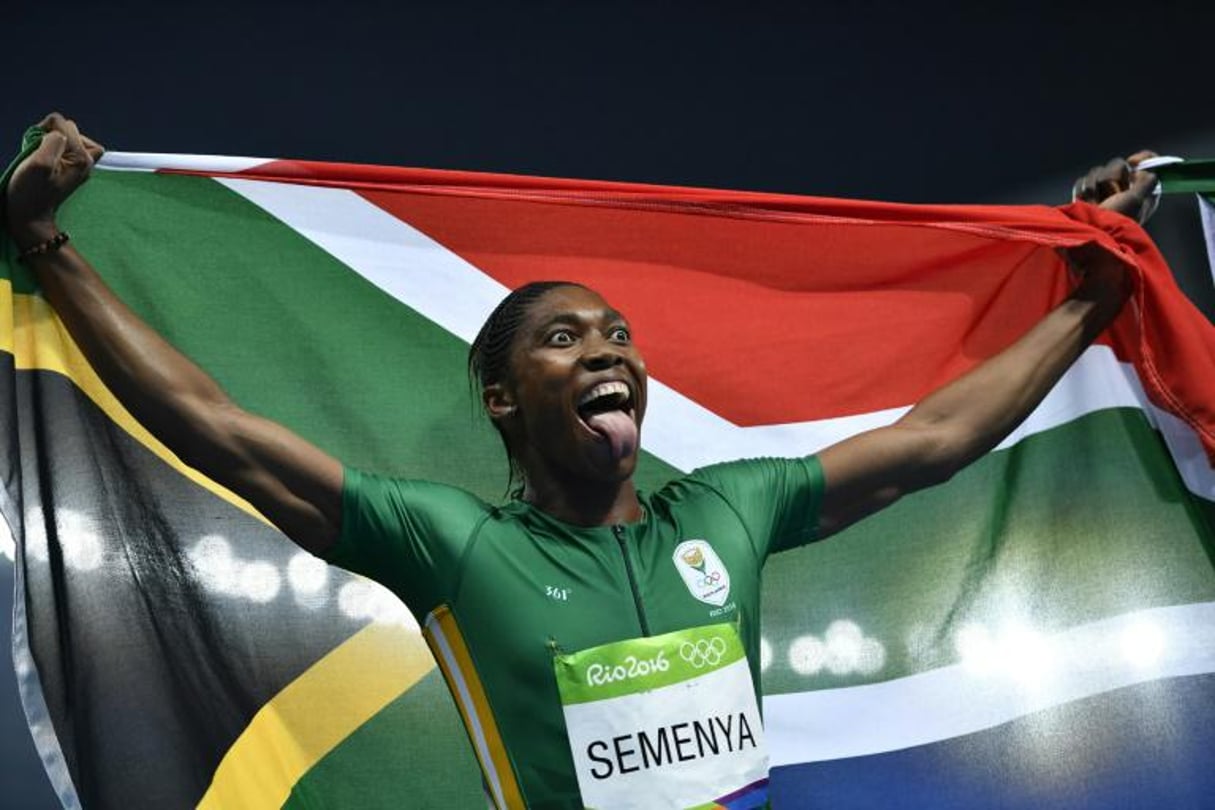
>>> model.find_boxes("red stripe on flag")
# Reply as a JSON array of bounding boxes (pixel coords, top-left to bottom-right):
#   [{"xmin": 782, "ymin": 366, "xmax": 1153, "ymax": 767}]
[{"xmin": 357, "ymin": 189, "xmax": 1075, "ymax": 425}]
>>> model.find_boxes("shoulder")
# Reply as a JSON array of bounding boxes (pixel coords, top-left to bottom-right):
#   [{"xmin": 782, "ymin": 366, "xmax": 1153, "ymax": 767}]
[
  {"xmin": 341, "ymin": 466, "xmax": 497, "ymax": 541},
  {"xmin": 327, "ymin": 467, "xmax": 498, "ymax": 599},
  {"xmin": 655, "ymin": 457, "xmax": 825, "ymax": 556},
  {"xmin": 672, "ymin": 456, "xmax": 823, "ymax": 498},
  {"xmin": 346, "ymin": 466, "xmax": 490, "ymax": 508},
  {"xmin": 347, "ymin": 466, "xmax": 484, "ymax": 499}
]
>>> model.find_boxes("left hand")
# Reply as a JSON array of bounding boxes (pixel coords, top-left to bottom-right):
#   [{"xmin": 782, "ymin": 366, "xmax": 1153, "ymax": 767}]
[
  {"xmin": 6, "ymin": 113, "xmax": 105, "ymax": 247},
  {"xmin": 1062, "ymin": 241, "xmax": 1132, "ymax": 325},
  {"xmin": 1071, "ymin": 151, "xmax": 1160, "ymax": 224}
]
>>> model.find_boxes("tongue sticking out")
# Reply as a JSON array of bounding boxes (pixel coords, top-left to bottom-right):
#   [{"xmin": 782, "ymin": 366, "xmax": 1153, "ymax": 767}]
[{"xmin": 585, "ymin": 410, "xmax": 638, "ymax": 462}]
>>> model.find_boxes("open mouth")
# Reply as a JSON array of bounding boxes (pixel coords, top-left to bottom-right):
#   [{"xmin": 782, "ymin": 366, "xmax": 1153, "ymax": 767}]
[
  {"xmin": 577, "ymin": 380, "xmax": 633, "ymax": 420},
  {"xmin": 576, "ymin": 380, "xmax": 638, "ymax": 461}
]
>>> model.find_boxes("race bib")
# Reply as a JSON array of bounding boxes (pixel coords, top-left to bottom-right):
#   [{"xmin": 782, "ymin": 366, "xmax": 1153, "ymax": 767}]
[{"xmin": 554, "ymin": 623, "xmax": 768, "ymax": 809}]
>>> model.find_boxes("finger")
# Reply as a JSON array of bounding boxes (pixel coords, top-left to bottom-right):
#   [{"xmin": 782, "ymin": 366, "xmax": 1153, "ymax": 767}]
[
  {"xmin": 1073, "ymin": 174, "xmax": 1099, "ymax": 202},
  {"xmin": 1095, "ymin": 157, "xmax": 1130, "ymax": 199},
  {"xmin": 60, "ymin": 117, "xmax": 86, "ymax": 159},
  {"xmin": 1130, "ymin": 169, "xmax": 1161, "ymax": 224},
  {"xmin": 1127, "ymin": 169, "xmax": 1159, "ymax": 201},
  {"xmin": 1127, "ymin": 150, "xmax": 1158, "ymax": 168},
  {"xmin": 81, "ymin": 134, "xmax": 106, "ymax": 165},
  {"xmin": 1104, "ymin": 156, "xmax": 1131, "ymax": 186},
  {"xmin": 1073, "ymin": 166, "xmax": 1102, "ymax": 201},
  {"xmin": 37, "ymin": 112, "xmax": 67, "ymax": 133},
  {"xmin": 81, "ymin": 134, "xmax": 106, "ymax": 156},
  {"xmin": 29, "ymin": 130, "xmax": 69, "ymax": 171}
]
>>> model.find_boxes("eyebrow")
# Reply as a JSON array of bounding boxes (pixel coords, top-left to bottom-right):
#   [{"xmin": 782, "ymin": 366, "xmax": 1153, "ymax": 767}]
[{"xmin": 539, "ymin": 308, "xmax": 628, "ymax": 329}]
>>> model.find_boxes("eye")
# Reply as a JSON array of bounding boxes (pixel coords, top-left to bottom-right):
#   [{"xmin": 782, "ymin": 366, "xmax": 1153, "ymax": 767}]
[
  {"xmin": 608, "ymin": 326, "xmax": 631, "ymax": 343},
  {"xmin": 547, "ymin": 329, "xmax": 576, "ymax": 346}
]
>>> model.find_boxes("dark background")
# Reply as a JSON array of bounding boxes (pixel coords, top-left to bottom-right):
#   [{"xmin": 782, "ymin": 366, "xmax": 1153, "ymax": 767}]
[{"xmin": 3, "ymin": 1, "xmax": 1213, "ymax": 806}]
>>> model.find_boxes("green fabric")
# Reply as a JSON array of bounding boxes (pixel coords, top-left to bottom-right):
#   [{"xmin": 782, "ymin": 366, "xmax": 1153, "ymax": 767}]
[
  {"xmin": 0, "ymin": 125, "xmax": 45, "ymax": 224},
  {"xmin": 282, "ymin": 672, "xmax": 486, "ymax": 810},
  {"xmin": 1153, "ymin": 159, "xmax": 1215, "ymax": 195},
  {"xmin": 330, "ymin": 455, "xmax": 824, "ymax": 807},
  {"xmin": 761, "ymin": 406, "xmax": 1215, "ymax": 694}
]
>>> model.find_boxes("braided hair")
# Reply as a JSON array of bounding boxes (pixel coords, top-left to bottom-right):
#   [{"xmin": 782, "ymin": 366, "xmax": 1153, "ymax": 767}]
[{"xmin": 469, "ymin": 281, "xmax": 585, "ymax": 494}]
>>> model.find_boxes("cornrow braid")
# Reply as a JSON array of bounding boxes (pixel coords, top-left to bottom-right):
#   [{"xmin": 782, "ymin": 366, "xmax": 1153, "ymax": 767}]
[{"xmin": 468, "ymin": 281, "xmax": 585, "ymax": 495}]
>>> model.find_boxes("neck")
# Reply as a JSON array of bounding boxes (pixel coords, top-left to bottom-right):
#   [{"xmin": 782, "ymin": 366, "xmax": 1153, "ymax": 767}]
[{"xmin": 521, "ymin": 474, "xmax": 644, "ymax": 527}]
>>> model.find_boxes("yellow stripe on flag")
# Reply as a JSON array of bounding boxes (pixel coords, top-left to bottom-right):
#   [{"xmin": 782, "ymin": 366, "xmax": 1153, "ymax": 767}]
[
  {"xmin": 0, "ymin": 279, "xmax": 268, "ymax": 525},
  {"xmin": 197, "ymin": 622, "xmax": 435, "ymax": 809}
]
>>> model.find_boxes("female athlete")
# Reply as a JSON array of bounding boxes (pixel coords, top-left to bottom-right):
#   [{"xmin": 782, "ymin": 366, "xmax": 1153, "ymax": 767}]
[{"xmin": 4, "ymin": 113, "xmax": 1155, "ymax": 808}]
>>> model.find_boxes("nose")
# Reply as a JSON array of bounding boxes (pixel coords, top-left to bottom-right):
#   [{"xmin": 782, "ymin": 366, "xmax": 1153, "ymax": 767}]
[{"xmin": 579, "ymin": 333, "xmax": 625, "ymax": 370}]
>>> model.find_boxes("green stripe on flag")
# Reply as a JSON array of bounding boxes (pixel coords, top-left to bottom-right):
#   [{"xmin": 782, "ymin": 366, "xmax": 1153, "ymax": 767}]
[
  {"xmin": 283, "ymin": 673, "xmax": 485, "ymax": 810},
  {"xmin": 1154, "ymin": 160, "xmax": 1215, "ymax": 195},
  {"xmin": 761, "ymin": 406, "xmax": 1215, "ymax": 694}
]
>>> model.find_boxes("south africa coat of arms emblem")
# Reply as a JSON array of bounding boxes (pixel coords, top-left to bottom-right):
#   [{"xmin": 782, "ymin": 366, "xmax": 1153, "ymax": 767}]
[{"xmin": 672, "ymin": 539, "xmax": 731, "ymax": 606}]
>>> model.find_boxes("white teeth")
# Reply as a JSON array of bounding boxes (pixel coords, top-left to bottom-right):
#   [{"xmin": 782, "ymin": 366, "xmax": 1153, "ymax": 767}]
[{"xmin": 579, "ymin": 381, "xmax": 630, "ymax": 407}]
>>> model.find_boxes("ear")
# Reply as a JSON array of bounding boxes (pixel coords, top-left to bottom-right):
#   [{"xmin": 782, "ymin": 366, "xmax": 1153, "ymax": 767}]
[{"xmin": 482, "ymin": 383, "xmax": 517, "ymax": 421}]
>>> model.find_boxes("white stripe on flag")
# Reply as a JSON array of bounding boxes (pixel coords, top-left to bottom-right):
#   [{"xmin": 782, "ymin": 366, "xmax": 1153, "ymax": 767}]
[
  {"xmin": 1199, "ymin": 196, "xmax": 1215, "ymax": 288},
  {"xmin": 98, "ymin": 153, "xmax": 273, "ymax": 174},
  {"xmin": 218, "ymin": 177, "xmax": 1215, "ymax": 501},
  {"xmin": 766, "ymin": 601, "xmax": 1215, "ymax": 764}
]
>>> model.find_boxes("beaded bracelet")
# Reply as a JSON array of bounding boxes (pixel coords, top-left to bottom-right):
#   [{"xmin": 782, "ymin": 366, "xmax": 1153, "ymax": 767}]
[{"xmin": 17, "ymin": 231, "xmax": 71, "ymax": 262}]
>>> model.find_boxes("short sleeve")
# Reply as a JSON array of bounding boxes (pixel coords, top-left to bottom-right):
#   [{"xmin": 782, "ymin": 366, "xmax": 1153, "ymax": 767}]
[
  {"xmin": 688, "ymin": 456, "xmax": 824, "ymax": 559},
  {"xmin": 322, "ymin": 466, "xmax": 491, "ymax": 616}
]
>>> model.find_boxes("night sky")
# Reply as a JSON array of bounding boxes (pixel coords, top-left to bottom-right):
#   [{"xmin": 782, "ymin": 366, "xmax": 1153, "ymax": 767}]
[
  {"xmin": 3, "ymin": 1, "xmax": 1214, "ymax": 806},
  {"xmin": 6, "ymin": 1, "xmax": 1215, "ymax": 202}
]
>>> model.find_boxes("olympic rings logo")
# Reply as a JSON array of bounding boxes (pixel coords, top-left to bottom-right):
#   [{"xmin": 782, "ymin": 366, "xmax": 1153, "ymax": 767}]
[
  {"xmin": 679, "ymin": 636, "xmax": 727, "ymax": 669},
  {"xmin": 698, "ymin": 571, "xmax": 723, "ymax": 587}
]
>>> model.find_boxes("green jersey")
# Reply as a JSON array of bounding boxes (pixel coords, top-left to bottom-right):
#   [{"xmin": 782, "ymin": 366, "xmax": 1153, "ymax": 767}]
[{"xmin": 325, "ymin": 456, "xmax": 824, "ymax": 809}]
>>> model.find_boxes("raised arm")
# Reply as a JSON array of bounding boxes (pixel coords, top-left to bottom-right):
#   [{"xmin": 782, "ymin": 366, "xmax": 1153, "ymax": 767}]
[
  {"xmin": 816, "ymin": 155, "xmax": 1156, "ymax": 539},
  {"xmin": 5, "ymin": 114, "xmax": 342, "ymax": 554}
]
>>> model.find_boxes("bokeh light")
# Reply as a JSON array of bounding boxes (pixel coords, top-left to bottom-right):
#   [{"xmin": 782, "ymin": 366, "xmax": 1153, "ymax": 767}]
[
  {"xmin": 1003, "ymin": 624, "xmax": 1052, "ymax": 682},
  {"xmin": 57, "ymin": 509, "xmax": 104, "ymax": 572},
  {"xmin": 787, "ymin": 620, "xmax": 887, "ymax": 677},
  {"xmin": 288, "ymin": 552, "xmax": 329, "ymax": 595},
  {"xmin": 287, "ymin": 551, "xmax": 330, "ymax": 608},
  {"xmin": 338, "ymin": 579, "xmax": 416, "ymax": 629},
  {"xmin": 22, "ymin": 506, "xmax": 48, "ymax": 563},
  {"xmin": 19, "ymin": 507, "xmax": 104, "ymax": 571},
  {"xmin": 188, "ymin": 535, "xmax": 238, "ymax": 595},
  {"xmin": 955, "ymin": 620, "xmax": 1057, "ymax": 683},
  {"xmin": 788, "ymin": 634, "xmax": 828, "ymax": 676},
  {"xmin": 0, "ymin": 520, "xmax": 14, "ymax": 562},
  {"xmin": 955, "ymin": 622, "xmax": 998, "ymax": 674},
  {"xmin": 238, "ymin": 560, "xmax": 282, "ymax": 603},
  {"xmin": 1121, "ymin": 620, "xmax": 1166, "ymax": 667}
]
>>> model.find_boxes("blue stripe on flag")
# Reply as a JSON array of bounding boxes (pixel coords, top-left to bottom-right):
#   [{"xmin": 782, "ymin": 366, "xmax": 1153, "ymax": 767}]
[{"xmin": 769, "ymin": 672, "xmax": 1215, "ymax": 809}]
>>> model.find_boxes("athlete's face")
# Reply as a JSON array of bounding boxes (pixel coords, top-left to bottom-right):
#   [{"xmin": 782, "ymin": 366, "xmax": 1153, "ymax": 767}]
[{"xmin": 489, "ymin": 285, "xmax": 648, "ymax": 483}]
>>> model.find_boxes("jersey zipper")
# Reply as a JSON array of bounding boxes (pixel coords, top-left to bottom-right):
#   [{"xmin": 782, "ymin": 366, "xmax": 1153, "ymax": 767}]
[{"xmin": 613, "ymin": 524, "xmax": 651, "ymax": 636}]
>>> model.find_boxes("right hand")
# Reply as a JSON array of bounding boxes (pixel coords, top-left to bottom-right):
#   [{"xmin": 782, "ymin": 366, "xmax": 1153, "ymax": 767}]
[
  {"xmin": 6, "ymin": 113, "xmax": 105, "ymax": 247},
  {"xmin": 1071, "ymin": 151, "xmax": 1160, "ymax": 224}
]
